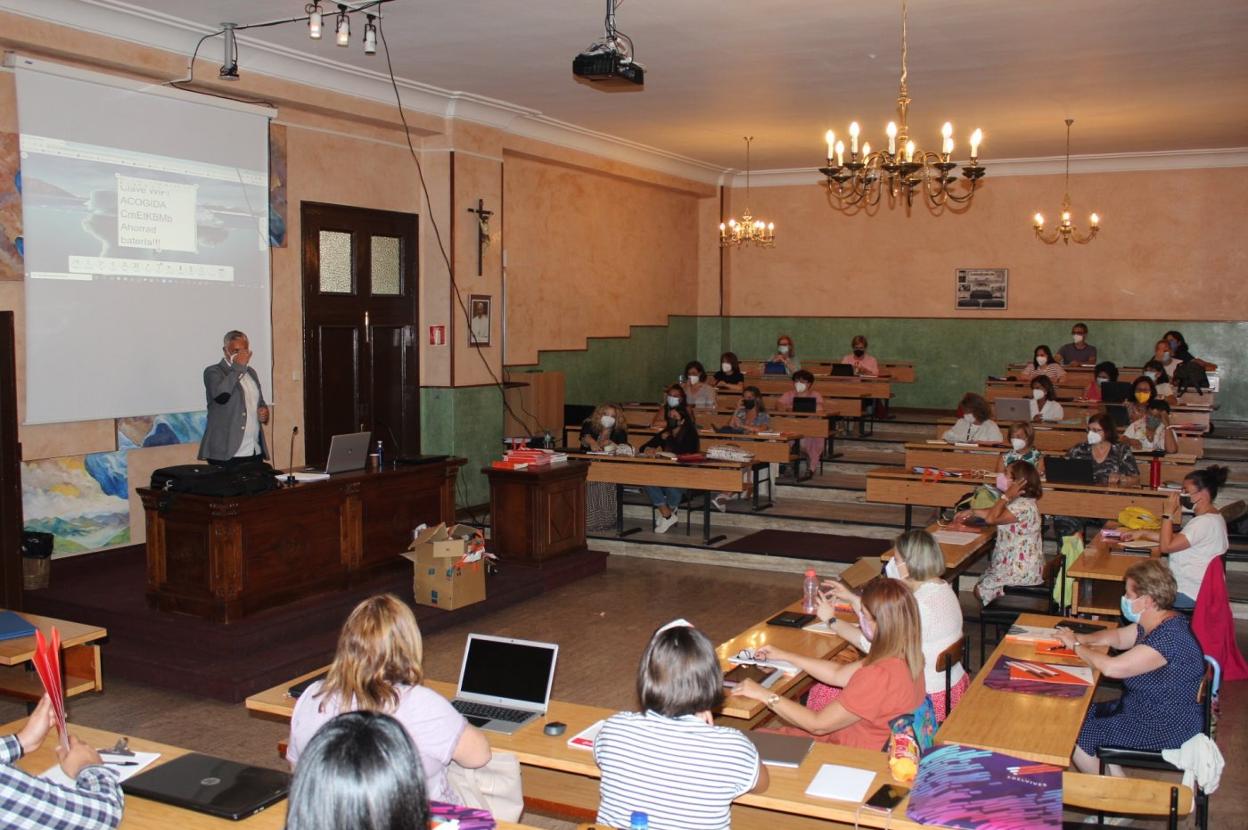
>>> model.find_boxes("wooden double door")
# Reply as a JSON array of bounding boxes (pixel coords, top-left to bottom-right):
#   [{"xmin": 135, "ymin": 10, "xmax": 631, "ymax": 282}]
[{"xmin": 301, "ymin": 203, "xmax": 420, "ymax": 466}]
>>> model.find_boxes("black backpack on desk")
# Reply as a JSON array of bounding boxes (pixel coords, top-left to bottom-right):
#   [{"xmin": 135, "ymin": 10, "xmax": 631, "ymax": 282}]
[
  {"xmin": 1172, "ymin": 360, "xmax": 1210, "ymax": 395},
  {"xmin": 150, "ymin": 461, "xmax": 280, "ymax": 498}
]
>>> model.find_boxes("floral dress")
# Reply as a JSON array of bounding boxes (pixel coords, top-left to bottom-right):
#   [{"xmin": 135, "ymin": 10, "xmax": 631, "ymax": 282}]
[{"xmin": 976, "ymin": 497, "xmax": 1044, "ymax": 604}]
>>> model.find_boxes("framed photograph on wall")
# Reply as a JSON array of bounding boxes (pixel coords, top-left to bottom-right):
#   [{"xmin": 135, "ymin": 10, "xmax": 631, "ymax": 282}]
[
  {"xmin": 955, "ymin": 268, "xmax": 1008, "ymax": 310},
  {"xmin": 468, "ymin": 294, "xmax": 491, "ymax": 347}
]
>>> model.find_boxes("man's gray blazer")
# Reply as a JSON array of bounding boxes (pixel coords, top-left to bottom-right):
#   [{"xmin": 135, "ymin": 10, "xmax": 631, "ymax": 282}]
[{"xmin": 198, "ymin": 359, "xmax": 269, "ymax": 461}]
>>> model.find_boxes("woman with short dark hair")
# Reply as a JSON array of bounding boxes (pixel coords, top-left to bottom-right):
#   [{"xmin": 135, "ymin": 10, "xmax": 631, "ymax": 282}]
[
  {"xmin": 594, "ymin": 621, "xmax": 768, "ymax": 830},
  {"xmin": 778, "ymin": 370, "xmax": 825, "ymax": 474},
  {"xmin": 1029, "ymin": 375, "xmax": 1064, "ymax": 422},
  {"xmin": 713, "ymin": 352, "xmax": 745, "ymax": 392},
  {"xmin": 1084, "ymin": 361, "xmax": 1119, "ymax": 402},
  {"xmin": 1020, "ymin": 344, "xmax": 1067, "ymax": 383},
  {"xmin": 285, "ymin": 711, "xmax": 431, "ymax": 830},
  {"xmin": 681, "ymin": 360, "xmax": 718, "ymax": 410}
]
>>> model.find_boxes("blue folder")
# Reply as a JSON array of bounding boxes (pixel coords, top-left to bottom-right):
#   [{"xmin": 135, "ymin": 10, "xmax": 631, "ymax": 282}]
[{"xmin": 0, "ymin": 610, "xmax": 37, "ymax": 641}]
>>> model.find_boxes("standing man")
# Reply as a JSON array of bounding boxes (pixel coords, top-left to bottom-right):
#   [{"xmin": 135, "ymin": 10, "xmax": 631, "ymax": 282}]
[{"xmin": 198, "ymin": 330, "xmax": 270, "ymax": 465}]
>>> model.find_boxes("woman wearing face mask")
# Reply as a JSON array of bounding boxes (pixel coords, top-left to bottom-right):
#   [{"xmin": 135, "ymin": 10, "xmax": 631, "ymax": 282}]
[
  {"xmin": 1124, "ymin": 400, "xmax": 1178, "ymax": 454},
  {"xmin": 580, "ymin": 403, "xmax": 629, "ymax": 452},
  {"xmin": 680, "ymin": 361, "xmax": 718, "ymax": 411},
  {"xmin": 1028, "ymin": 375, "xmax": 1064, "ymax": 422},
  {"xmin": 1056, "ymin": 559, "xmax": 1205, "ymax": 774},
  {"xmin": 649, "ymin": 385, "xmax": 693, "ymax": 428},
  {"xmin": 1121, "ymin": 466, "xmax": 1229, "ymax": 609},
  {"xmin": 1126, "ymin": 375, "xmax": 1159, "ymax": 423},
  {"xmin": 942, "ymin": 393, "xmax": 1003, "ymax": 444},
  {"xmin": 1082, "ymin": 361, "xmax": 1119, "ymax": 402},
  {"xmin": 957, "ymin": 461, "xmax": 1045, "ymax": 605},
  {"xmin": 1161, "ymin": 330, "xmax": 1217, "ymax": 371},
  {"xmin": 1141, "ymin": 360, "xmax": 1176, "ymax": 401},
  {"xmin": 778, "ymin": 370, "xmax": 824, "ymax": 474},
  {"xmin": 725, "ymin": 386, "xmax": 770, "ymax": 435},
  {"xmin": 770, "ymin": 335, "xmax": 801, "ymax": 374},
  {"xmin": 841, "ymin": 335, "xmax": 879, "ymax": 377},
  {"xmin": 712, "ymin": 352, "xmax": 745, "ymax": 392},
  {"xmin": 1067, "ymin": 412, "xmax": 1140, "ymax": 486},
  {"xmin": 1151, "ymin": 338, "xmax": 1180, "ymax": 374},
  {"xmin": 1057, "ymin": 322, "xmax": 1097, "ymax": 366},
  {"xmin": 1019, "ymin": 344, "xmax": 1067, "ymax": 383},
  {"xmin": 640, "ymin": 400, "xmax": 700, "ymax": 533},
  {"xmin": 818, "ymin": 532, "xmax": 968, "ymax": 723},
  {"xmin": 996, "ymin": 422, "xmax": 1044, "ymax": 475}
]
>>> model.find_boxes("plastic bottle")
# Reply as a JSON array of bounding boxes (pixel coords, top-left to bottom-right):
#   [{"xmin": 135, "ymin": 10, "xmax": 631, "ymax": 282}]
[
  {"xmin": 1149, "ymin": 456, "xmax": 1162, "ymax": 489},
  {"xmin": 629, "ymin": 811, "xmax": 649, "ymax": 830},
  {"xmin": 374, "ymin": 440, "xmax": 384, "ymax": 469},
  {"xmin": 802, "ymin": 568, "xmax": 819, "ymax": 613}
]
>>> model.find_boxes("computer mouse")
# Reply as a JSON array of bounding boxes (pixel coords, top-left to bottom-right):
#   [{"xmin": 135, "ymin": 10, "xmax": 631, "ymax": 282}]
[{"xmin": 543, "ymin": 721, "xmax": 567, "ymax": 737}]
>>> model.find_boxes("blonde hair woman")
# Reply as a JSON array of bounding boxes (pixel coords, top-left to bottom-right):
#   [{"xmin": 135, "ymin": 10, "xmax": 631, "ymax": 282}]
[
  {"xmin": 735, "ymin": 579, "xmax": 926, "ymax": 748},
  {"xmin": 285, "ymin": 594, "xmax": 491, "ymax": 803},
  {"xmin": 580, "ymin": 403, "xmax": 629, "ymax": 453}
]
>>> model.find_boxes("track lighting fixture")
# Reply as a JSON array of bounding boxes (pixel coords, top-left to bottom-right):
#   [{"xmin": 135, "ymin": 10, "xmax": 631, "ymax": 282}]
[
  {"xmin": 306, "ymin": 1, "xmax": 322, "ymax": 39},
  {"xmin": 335, "ymin": 5, "xmax": 351, "ymax": 46},
  {"xmin": 363, "ymin": 15, "xmax": 377, "ymax": 54},
  {"xmin": 218, "ymin": 22, "xmax": 239, "ymax": 80}
]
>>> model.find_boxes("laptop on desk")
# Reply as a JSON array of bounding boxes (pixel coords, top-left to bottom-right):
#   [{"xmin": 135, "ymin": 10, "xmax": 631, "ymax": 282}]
[
  {"xmin": 1045, "ymin": 457, "xmax": 1096, "ymax": 485},
  {"xmin": 123, "ymin": 753, "xmax": 289, "ymax": 821},
  {"xmin": 450, "ymin": 633, "xmax": 559, "ymax": 734},
  {"xmin": 829, "ymin": 363, "xmax": 854, "ymax": 377},
  {"xmin": 304, "ymin": 431, "xmax": 371, "ymax": 475},
  {"xmin": 994, "ymin": 397, "xmax": 1031, "ymax": 423},
  {"xmin": 792, "ymin": 397, "xmax": 817, "ymax": 413},
  {"xmin": 763, "ymin": 361, "xmax": 789, "ymax": 375},
  {"xmin": 1101, "ymin": 381, "xmax": 1134, "ymax": 405}
]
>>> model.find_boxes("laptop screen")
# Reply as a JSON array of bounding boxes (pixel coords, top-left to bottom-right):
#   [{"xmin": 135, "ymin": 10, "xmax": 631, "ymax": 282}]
[{"xmin": 458, "ymin": 635, "xmax": 557, "ymax": 706}]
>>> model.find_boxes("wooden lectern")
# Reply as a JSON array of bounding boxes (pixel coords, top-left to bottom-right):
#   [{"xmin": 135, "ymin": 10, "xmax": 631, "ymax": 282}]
[{"xmin": 483, "ymin": 461, "xmax": 588, "ymax": 565}]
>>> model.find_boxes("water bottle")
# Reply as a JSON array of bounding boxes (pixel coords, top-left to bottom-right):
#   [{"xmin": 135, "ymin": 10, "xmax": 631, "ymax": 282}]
[
  {"xmin": 1149, "ymin": 456, "xmax": 1162, "ymax": 489},
  {"xmin": 802, "ymin": 568, "xmax": 819, "ymax": 613},
  {"xmin": 374, "ymin": 440, "xmax": 384, "ymax": 470},
  {"xmin": 629, "ymin": 811, "xmax": 649, "ymax": 830}
]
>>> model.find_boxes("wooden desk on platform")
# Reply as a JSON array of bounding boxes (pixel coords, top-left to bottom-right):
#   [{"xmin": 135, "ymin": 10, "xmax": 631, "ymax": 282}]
[
  {"xmin": 1068, "ymin": 533, "xmax": 1155, "ymax": 616},
  {"xmin": 935, "ymin": 613, "xmax": 1110, "ymax": 767},
  {"xmin": 0, "ymin": 611, "xmax": 105, "ymax": 703},
  {"xmin": 932, "ymin": 421, "xmax": 1206, "ymax": 457},
  {"xmin": 138, "ymin": 459, "xmax": 464, "ymax": 623},
  {"xmin": 484, "ymin": 461, "xmax": 588, "ymax": 566},
  {"xmin": 865, "ymin": 468, "xmax": 1171, "ymax": 530},
  {"xmin": 904, "ymin": 442, "xmax": 1197, "ymax": 482}
]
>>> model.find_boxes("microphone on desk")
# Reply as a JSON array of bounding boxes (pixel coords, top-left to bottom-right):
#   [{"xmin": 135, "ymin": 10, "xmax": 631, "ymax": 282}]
[
  {"xmin": 381, "ymin": 422, "xmax": 404, "ymax": 466},
  {"xmin": 287, "ymin": 425, "xmax": 299, "ymax": 484}
]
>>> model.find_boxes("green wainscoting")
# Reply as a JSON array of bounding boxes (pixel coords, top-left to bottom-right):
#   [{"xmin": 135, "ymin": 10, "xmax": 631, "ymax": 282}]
[{"xmin": 420, "ymin": 385, "xmax": 505, "ymax": 507}]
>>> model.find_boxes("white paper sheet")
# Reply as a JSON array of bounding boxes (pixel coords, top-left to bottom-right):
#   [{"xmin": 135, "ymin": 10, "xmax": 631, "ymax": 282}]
[
  {"xmin": 931, "ymin": 530, "xmax": 982, "ymax": 545},
  {"xmin": 804, "ymin": 763, "xmax": 877, "ymax": 802},
  {"xmin": 42, "ymin": 751, "xmax": 161, "ymax": 786}
]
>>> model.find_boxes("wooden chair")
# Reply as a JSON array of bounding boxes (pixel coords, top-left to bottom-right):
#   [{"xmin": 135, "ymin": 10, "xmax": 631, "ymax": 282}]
[
  {"xmin": 968, "ymin": 551, "xmax": 1066, "ymax": 668},
  {"xmin": 1063, "ymin": 773, "xmax": 1192, "ymax": 829},
  {"xmin": 1095, "ymin": 655, "xmax": 1219, "ymax": 830},
  {"xmin": 934, "ymin": 635, "xmax": 970, "ymax": 720}
]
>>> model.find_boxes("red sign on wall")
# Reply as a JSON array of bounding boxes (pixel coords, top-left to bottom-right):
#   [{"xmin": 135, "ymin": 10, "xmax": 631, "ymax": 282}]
[{"xmin": 428, "ymin": 325, "xmax": 446, "ymax": 346}]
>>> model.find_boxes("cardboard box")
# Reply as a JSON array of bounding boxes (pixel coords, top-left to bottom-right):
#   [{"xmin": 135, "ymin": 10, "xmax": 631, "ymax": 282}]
[{"xmin": 401, "ymin": 523, "xmax": 487, "ymax": 610}]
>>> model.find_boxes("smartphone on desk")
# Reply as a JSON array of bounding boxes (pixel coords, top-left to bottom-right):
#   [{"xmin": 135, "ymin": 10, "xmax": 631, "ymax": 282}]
[{"xmin": 865, "ymin": 783, "xmax": 909, "ymax": 810}]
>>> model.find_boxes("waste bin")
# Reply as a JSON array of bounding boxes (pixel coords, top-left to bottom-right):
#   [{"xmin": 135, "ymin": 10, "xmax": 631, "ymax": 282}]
[{"xmin": 21, "ymin": 531, "xmax": 53, "ymax": 590}]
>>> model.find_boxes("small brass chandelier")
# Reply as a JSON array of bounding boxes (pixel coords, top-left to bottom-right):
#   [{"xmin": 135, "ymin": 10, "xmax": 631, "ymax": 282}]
[
  {"xmin": 1033, "ymin": 119, "xmax": 1100, "ymax": 245},
  {"xmin": 720, "ymin": 137, "xmax": 776, "ymax": 248},
  {"xmin": 818, "ymin": 0, "xmax": 985, "ymax": 211}
]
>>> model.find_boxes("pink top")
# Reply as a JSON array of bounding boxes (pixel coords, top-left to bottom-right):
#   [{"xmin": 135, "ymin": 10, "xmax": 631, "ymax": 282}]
[
  {"xmin": 841, "ymin": 353, "xmax": 880, "ymax": 377},
  {"xmin": 287, "ymin": 681, "xmax": 467, "ymax": 803},
  {"xmin": 778, "ymin": 390, "xmax": 824, "ymax": 411}
]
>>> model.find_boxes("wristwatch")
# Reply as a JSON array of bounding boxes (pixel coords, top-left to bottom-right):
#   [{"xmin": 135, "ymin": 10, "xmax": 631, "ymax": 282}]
[{"xmin": 764, "ymin": 693, "xmax": 781, "ymax": 709}]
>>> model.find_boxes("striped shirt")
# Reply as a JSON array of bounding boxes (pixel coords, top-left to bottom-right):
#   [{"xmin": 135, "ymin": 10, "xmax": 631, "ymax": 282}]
[{"xmin": 594, "ymin": 711, "xmax": 759, "ymax": 830}]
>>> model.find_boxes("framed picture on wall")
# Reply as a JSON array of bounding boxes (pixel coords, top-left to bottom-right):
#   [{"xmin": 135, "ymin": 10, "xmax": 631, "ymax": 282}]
[
  {"xmin": 469, "ymin": 294, "xmax": 491, "ymax": 347},
  {"xmin": 955, "ymin": 268, "xmax": 1008, "ymax": 310}
]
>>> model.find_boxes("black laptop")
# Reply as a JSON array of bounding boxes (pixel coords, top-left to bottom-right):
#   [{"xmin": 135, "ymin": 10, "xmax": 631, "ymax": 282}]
[
  {"xmin": 1101, "ymin": 381, "xmax": 1134, "ymax": 405},
  {"xmin": 123, "ymin": 753, "xmax": 290, "ymax": 820},
  {"xmin": 793, "ymin": 397, "xmax": 817, "ymax": 413},
  {"xmin": 829, "ymin": 363, "xmax": 854, "ymax": 377},
  {"xmin": 1045, "ymin": 457, "xmax": 1096, "ymax": 485},
  {"xmin": 1105, "ymin": 403, "xmax": 1131, "ymax": 428}
]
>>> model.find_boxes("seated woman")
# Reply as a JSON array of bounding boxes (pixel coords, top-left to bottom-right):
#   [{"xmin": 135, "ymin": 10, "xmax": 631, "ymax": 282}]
[
  {"xmin": 1123, "ymin": 466, "xmax": 1230, "ymax": 609},
  {"xmin": 841, "ymin": 335, "xmax": 879, "ymax": 376},
  {"xmin": 580, "ymin": 403, "xmax": 628, "ymax": 452},
  {"xmin": 1057, "ymin": 559, "xmax": 1205, "ymax": 775},
  {"xmin": 734, "ymin": 579, "xmax": 925, "ymax": 749},
  {"xmin": 724, "ymin": 386, "xmax": 770, "ymax": 434},
  {"xmin": 594, "ymin": 621, "xmax": 767, "ymax": 830},
  {"xmin": 1163, "ymin": 329, "xmax": 1217, "ymax": 372},
  {"xmin": 640, "ymin": 400, "xmax": 700, "ymax": 534},
  {"xmin": 1127, "ymin": 375, "xmax": 1159, "ymax": 423},
  {"xmin": 1028, "ymin": 375, "xmax": 1064, "ymax": 422},
  {"xmin": 649, "ymin": 384, "xmax": 691, "ymax": 428},
  {"xmin": 995, "ymin": 421, "xmax": 1044, "ymax": 476},
  {"xmin": 957, "ymin": 460, "xmax": 1045, "ymax": 605},
  {"xmin": 777, "ymin": 370, "xmax": 824, "ymax": 475},
  {"xmin": 770, "ymin": 334, "xmax": 801, "ymax": 374},
  {"xmin": 1019, "ymin": 344, "xmax": 1067, "ymax": 383},
  {"xmin": 1057, "ymin": 322, "xmax": 1097, "ymax": 366},
  {"xmin": 713, "ymin": 352, "xmax": 745, "ymax": 392},
  {"xmin": 942, "ymin": 393, "xmax": 1003, "ymax": 444},
  {"xmin": 286, "ymin": 711, "xmax": 431, "ymax": 830},
  {"xmin": 819, "ymin": 531, "xmax": 969, "ymax": 723},
  {"xmin": 1083, "ymin": 361, "xmax": 1119, "ymax": 402},
  {"xmin": 1142, "ymin": 359, "xmax": 1177, "ymax": 401},
  {"xmin": 681, "ymin": 361, "xmax": 718, "ymax": 411},
  {"xmin": 1054, "ymin": 413, "xmax": 1140, "ymax": 540},
  {"xmin": 1124, "ymin": 399, "xmax": 1178, "ymax": 454},
  {"xmin": 287, "ymin": 595, "xmax": 492, "ymax": 805},
  {"xmin": 1151, "ymin": 338, "xmax": 1181, "ymax": 375}
]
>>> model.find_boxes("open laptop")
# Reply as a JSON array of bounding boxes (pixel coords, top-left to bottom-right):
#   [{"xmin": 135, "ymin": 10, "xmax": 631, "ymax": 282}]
[
  {"xmin": 994, "ymin": 397, "xmax": 1031, "ymax": 423},
  {"xmin": 792, "ymin": 396, "xmax": 817, "ymax": 413},
  {"xmin": 1101, "ymin": 381, "xmax": 1134, "ymax": 405},
  {"xmin": 829, "ymin": 363, "xmax": 854, "ymax": 377},
  {"xmin": 1105, "ymin": 403, "xmax": 1131, "ymax": 428},
  {"xmin": 1045, "ymin": 457, "xmax": 1096, "ymax": 485},
  {"xmin": 122, "ymin": 753, "xmax": 289, "ymax": 820},
  {"xmin": 305, "ymin": 431, "xmax": 371, "ymax": 475},
  {"xmin": 763, "ymin": 360, "xmax": 789, "ymax": 375},
  {"xmin": 450, "ymin": 633, "xmax": 559, "ymax": 734}
]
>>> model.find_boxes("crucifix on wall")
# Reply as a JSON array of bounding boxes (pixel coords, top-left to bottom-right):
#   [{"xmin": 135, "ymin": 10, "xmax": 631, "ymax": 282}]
[{"xmin": 466, "ymin": 198, "xmax": 494, "ymax": 277}]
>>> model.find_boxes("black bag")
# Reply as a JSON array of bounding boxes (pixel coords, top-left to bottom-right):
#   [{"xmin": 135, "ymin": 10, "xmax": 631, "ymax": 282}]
[
  {"xmin": 150, "ymin": 461, "xmax": 279, "ymax": 498},
  {"xmin": 1172, "ymin": 361, "xmax": 1209, "ymax": 395}
]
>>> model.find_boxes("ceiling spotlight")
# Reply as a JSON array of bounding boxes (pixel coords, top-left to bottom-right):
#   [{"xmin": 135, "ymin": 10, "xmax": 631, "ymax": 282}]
[
  {"xmin": 335, "ymin": 5, "xmax": 350, "ymax": 47},
  {"xmin": 219, "ymin": 22, "xmax": 240, "ymax": 80},
  {"xmin": 363, "ymin": 14, "xmax": 377, "ymax": 55},
  {"xmin": 306, "ymin": 1, "xmax": 322, "ymax": 39}
]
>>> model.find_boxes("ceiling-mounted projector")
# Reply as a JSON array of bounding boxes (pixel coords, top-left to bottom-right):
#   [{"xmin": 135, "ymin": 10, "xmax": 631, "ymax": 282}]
[{"xmin": 572, "ymin": 0, "xmax": 644, "ymax": 91}]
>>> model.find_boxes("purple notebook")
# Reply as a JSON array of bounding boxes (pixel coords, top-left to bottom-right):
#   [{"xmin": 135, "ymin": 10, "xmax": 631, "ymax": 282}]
[
  {"xmin": 429, "ymin": 801, "xmax": 495, "ymax": 829},
  {"xmin": 906, "ymin": 743, "xmax": 1062, "ymax": 830},
  {"xmin": 982, "ymin": 655, "xmax": 1089, "ymax": 699}
]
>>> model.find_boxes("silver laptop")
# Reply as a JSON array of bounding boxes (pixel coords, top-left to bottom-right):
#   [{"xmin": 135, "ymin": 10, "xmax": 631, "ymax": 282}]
[
  {"xmin": 307, "ymin": 431, "xmax": 371, "ymax": 474},
  {"xmin": 450, "ymin": 633, "xmax": 559, "ymax": 734},
  {"xmin": 994, "ymin": 397, "xmax": 1031, "ymax": 423}
]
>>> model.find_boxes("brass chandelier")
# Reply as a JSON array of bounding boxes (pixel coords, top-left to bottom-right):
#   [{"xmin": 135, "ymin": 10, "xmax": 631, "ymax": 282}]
[
  {"xmin": 1033, "ymin": 119, "xmax": 1100, "ymax": 245},
  {"xmin": 720, "ymin": 136, "xmax": 776, "ymax": 248},
  {"xmin": 818, "ymin": 0, "xmax": 985, "ymax": 211}
]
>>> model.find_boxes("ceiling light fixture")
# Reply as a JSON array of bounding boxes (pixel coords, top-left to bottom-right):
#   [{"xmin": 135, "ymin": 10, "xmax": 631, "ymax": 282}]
[
  {"xmin": 818, "ymin": 0, "xmax": 985, "ymax": 211},
  {"xmin": 1033, "ymin": 119, "xmax": 1100, "ymax": 245},
  {"xmin": 720, "ymin": 137, "xmax": 776, "ymax": 249},
  {"xmin": 218, "ymin": 22, "xmax": 239, "ymax": 81},
  {"xmin": 335, "ymin": 5, "xmax": 351, "ymax": 46},
  {"xmin": 306, "ymin": 1, "xmax": 323, "ymax": 39},
  {"xmin": 363, "ymin": 14, "xmax": 377, "ymax": 55}
]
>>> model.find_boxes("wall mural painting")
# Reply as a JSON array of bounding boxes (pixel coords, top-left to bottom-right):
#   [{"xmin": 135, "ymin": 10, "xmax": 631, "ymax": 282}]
[
  {"xmin": 117, "ymin": 410, "xmax": 207, "ymax": 449},
  {"xmin": 269, "ymin": 123, "xmax": 288, "ymax": 248},
  {"xmin": 22, "ymin": 452, "xmax": 131, "ymax": 554},
  {"xmin": 0, "ymin": 131, "xmax": 23, "ymax": 280}
]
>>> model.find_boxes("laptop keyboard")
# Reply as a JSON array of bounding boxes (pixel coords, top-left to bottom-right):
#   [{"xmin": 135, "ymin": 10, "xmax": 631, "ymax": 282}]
[{"xmin": 451, "ymin": 700, "xmax": 534, "ymax": 723}]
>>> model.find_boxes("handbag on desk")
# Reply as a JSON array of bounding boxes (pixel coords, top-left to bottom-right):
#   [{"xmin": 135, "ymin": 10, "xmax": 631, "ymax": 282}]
[{"xmin": 447, "ymin": 751, "xmax": 523, "ymax": 822}]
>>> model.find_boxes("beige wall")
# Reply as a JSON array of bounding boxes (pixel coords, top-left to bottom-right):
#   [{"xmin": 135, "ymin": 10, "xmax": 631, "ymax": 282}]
[{"xmin": 721, "ymin": 168, "xmax": 1248, "ymax": 319}]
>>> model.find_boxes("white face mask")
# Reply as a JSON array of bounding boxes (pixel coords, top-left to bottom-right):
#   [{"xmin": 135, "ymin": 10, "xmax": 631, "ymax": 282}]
[
  {"xmin": 1160, "ymin": 352, "xmax": 1172, "ymax": 363},
  {"xmin": 1087, "ymin": 430, "xmax": 1104, "ymax": 446},
  {"xmin": 1145, "ymin": 371, "xmax": 1159, "ymax": 382},
  {"xmin": 1035, "ymin": 355, "xmax": 1048, "ymax": 366},
  {"xmin": 794, "ymin": 382, "xmax": 809, "ymax": 393},
  {"xmin": 884, "ymin": 558, "xmax": 903, "ymax": 579},
  {"xmin": 1073, "ymin": 333, "xmax": 1085, "ymax": 343},
  {"xmin": 778, "ymin": 344, "xmax": 790, "ymax": 355},
  {"xmin": 1011, "ymin": 437, "xmax": 1027, "ymax": 451},
  {"xmin": 721, "ymin": 362, "xmax": 733, "ymax": 373},
  {"xmin": 687, "ymin": 374, "xmax": 700, "ymax": 385},
  {"xmin": 1032, "ymin": 388, "xmax": 1045, "ymax": 400},
  {"xmin": 666, "ymin": 395, "xmax": 681, "ymax": 408},
  {"xmin": 599, "ymin": 415, "xmax": 615, "ymax": 429}
]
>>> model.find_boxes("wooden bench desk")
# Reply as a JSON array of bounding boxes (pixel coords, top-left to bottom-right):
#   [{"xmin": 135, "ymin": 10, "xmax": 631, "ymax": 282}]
[
  {"xmin": 1061, "ymin": 400, "xmax": 1213, "ymax": 432},
  {"xmin": 740, "ymin": 359, "xmax": 916, "ymax": 383},
  {"xmin": 1067, "ymin": 532, "xmax": 1157, "ymax": 616},
  {"xmin": 932, "ymin": 420, "xmax": 1206, "ymax": 457},
  {"xmin": 904, "ymin": 442, "xmax": 1198, "ymax": 483},
  {"xmin": 0, "ymin": 611, "xmax": 106, "ymax": 704},
  {"xmin": 985, "ymin": 378, "xmax": 1087, "ymax": 402},
  {"xmin": 717, "ymin": 390, "xmax": 866, "ymax": 419},
  {"xmin": 621, "ymin": 405, "xmax": 833, "ymax": 441},
  {"xmin": 745, "ymin": 376, "xmax": 893, "ymax": 399},
  {"xmin": 1004, "ymin": 364, "xmax": 1217, "ymax": 406},
  {"xmin": 878, "ymin": 522, "xmax": 997, "ymax": 587},
  {"xmin": 934, "ymin": 613, "xmax": 1112, "ymax": 767},
  {"xmin": 620, "ymin": 426, "xmax": 798, "ymax": 465}
]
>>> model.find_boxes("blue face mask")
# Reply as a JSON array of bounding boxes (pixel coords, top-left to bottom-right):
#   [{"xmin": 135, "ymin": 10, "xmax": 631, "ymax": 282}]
[{"xmin": 1120, "ymin": 594, "xmax": 1142, "ymax": 624}]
